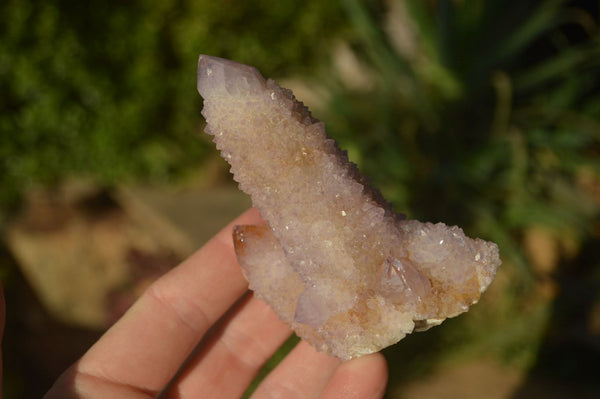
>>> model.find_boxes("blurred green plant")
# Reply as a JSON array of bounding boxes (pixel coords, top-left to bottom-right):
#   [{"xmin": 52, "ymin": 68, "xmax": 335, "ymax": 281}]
[
  {"xmin": 0, "ymin": 0, "xmax": 348, "ymax": 221},
  {"xmin": 322, "ymin": 0, "xmax": 600, "ymax": 374}
]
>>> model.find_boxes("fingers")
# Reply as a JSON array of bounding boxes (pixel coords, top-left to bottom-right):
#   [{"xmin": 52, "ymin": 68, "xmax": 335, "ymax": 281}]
[
  {"xmin": 320, "ymin": 353, "xmax": 388, "ymax": 399},
  {"xmin": 251, "ymin": 341, "xmax": 341, "ymax": 399},
  {"xmin": 251, "ymin": 343, "xmax": 387, "ymax": 399},
  {"xmin": 53, "ymin": 208, "xmax": 263, "ymax": 396},
  {"xmin": 41, "ymin": 203, "xmax": 390, "ymax": 399},
  {"xmin": 161, "ymin": 293, "xmax": 292, "ymax": 398}
]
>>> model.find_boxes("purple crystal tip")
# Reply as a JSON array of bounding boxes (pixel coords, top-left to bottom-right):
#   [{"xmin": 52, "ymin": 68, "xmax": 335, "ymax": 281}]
[{"xmin": 197, "ymin": 55, "xmax": 266, "ymax": 99}]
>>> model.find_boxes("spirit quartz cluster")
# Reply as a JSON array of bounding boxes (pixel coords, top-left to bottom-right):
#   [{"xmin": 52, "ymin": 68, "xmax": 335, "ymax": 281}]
[{"xmin": 197, "ymin": 55, "xmax": 501, "ymax": 360}]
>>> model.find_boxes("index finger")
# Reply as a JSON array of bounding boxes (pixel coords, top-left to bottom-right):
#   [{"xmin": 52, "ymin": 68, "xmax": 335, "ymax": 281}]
[{"xmin": 64, "ymin": 207, "xmax": 262, "ymax": 395}]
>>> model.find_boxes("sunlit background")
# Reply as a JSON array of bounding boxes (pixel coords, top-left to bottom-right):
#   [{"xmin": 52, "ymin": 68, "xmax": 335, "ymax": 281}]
[{"xmin": 1, "ymin": 0, "xmax": 600, "ymax": 398}]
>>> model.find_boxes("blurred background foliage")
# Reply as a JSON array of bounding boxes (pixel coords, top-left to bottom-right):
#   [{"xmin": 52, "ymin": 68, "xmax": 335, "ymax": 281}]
[
  {"xmin": 1, "ymin": 0, "xmax": 600, "ymax": 397},
  {"xmin": 326, "ymin": 0, "xmax": 600, "ymax": 392},
  {"xmin": 333, "ymin": 0, "xmax": 600, "ymax": 274},
  {"xmin": 0, "ymin": 0, "xmax": 347, "ymax": 219}
]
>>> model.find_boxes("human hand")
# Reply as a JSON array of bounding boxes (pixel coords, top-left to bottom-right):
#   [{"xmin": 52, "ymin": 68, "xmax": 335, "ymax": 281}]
[{"xmin": 36, "ymin": 208, "xmax": 387, "ymax": 398}]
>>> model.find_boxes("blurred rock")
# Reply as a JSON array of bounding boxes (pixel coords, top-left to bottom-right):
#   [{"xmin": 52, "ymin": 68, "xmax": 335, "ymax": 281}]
[
  {"xmin": 5, "ymin": 180, "xmax": 250, "ymax": 329},
  {"xmin": 523, "ymin": 226, "xmax": 559, "ymax": 277}
]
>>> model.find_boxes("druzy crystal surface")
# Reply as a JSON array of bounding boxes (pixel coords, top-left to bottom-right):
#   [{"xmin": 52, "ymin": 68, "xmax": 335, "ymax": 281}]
[{"xmin": 197, "ymin": 55, "xmax": 501, "ymax": 360}]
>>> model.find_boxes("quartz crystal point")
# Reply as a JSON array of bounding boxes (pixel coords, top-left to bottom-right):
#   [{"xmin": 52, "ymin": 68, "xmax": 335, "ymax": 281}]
[{"xmin": 197, "ymin": 55, "xmax": 501, "ymax": 360}]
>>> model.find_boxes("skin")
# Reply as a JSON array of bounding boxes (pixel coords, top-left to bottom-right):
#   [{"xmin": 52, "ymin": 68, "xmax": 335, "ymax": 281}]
[{"xmin": 0, "ymin": 208, "xmax": 388, "ymax": 399}]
